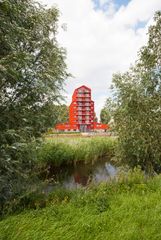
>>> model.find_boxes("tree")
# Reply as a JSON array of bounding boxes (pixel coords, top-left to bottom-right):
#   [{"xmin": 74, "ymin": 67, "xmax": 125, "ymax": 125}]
[
  {"xmin": 94, "ymin": 112, "xmax": 98, "ymax": 122},
  {"xmin": 0, "ymin": 0, "xmax": 68, "ymax": 213},
  {"xmin": 100, "ymin": 106, "xmax": 111, "ymax": 124},
  {"xmin": 53, "ymin": 104, "xmax": 69, "ymax": 126},
  {"xmin": 111, "ymin": 11, "xmax": 161, "ymax": 173}
]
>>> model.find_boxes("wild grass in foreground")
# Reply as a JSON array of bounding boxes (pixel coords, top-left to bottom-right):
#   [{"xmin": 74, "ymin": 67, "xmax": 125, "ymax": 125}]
[
  {"xmin": 37, "ymin": 137, "xmax": 116, "ymax": 167},
  {"xmin": 1, "ymin": 169, "xmax": 161, "ymax": 240}
]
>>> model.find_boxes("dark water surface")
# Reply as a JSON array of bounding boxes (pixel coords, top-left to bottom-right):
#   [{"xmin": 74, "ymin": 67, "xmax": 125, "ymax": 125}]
[{"xmin": 46, "ymin": 159, "xmax": 118, "ymax": 192}]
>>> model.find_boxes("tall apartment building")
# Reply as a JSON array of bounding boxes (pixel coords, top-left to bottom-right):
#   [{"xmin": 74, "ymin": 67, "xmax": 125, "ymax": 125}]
[
  {"xmin": 56, "ymin": 85, "xmax": 108, "ymax": 132},
  {"xmin": 69, "ymin": 85, "xmax": 94, "ymax": 131}
]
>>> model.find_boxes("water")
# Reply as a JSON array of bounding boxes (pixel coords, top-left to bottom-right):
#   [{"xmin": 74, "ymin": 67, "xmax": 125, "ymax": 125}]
[{"xmin": 46, "ymin": 159, "xmax": 118, "ymax": 192}]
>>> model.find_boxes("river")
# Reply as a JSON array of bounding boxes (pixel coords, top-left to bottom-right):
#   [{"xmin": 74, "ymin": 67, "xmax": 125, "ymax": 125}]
[{"xmin": 46, "ymin": 158, "xmax": 118, "ymax": 192}]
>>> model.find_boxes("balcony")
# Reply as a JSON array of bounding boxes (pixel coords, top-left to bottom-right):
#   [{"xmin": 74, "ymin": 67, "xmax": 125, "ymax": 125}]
[
  {"xmin": 76, "ymin": 101, "xmax": 91, "ymax": 104},
  {"xmin": 76, "ymin": 110, "xmax": 91, "ymax": 113},
  {"xmin": 77, "ymin": 104, "xmax": 91, "ymax": 107},
  {"xmin": 77, "ymin": 107, "xmax": 91, "ymax": 110},
  {"xmin": 77, "ymin": 116, "xmax": 91, "ymax": 119},
  {"xmin": 76, "ymin": 113, "xmax": 91, "ymax": 116},
  {"xmin": 78, "ymin": 121, "xmax": 91, "ymax": 124},
  {"xmin": 77, "ymin": 91, "xmax": 90, "ymax": 94},
  {"xmin": 76, "ymin": 98, "xmax": 91, "ymax": 102},
  {"xmin": 77, "ymin": 94, "xmax": 90, "ymax": 97}
]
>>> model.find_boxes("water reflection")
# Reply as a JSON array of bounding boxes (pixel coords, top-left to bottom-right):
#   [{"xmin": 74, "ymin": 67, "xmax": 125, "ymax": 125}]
[{"xmin": 47, "ymin": 160, "xmax": 118, "ymax": 190}]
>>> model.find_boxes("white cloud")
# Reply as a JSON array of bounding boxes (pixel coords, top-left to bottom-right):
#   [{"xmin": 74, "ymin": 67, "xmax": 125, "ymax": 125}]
[
  {"xmin": 99, "ymin": 0, "xmax": 111, "ymax": 5},
  {"xmin": 97, "ymin": 0, "xmax": 117, "ymax": 16},
  {"xmin": 39, "ymin": 0, "xmax": 161, "ymax": 119}
]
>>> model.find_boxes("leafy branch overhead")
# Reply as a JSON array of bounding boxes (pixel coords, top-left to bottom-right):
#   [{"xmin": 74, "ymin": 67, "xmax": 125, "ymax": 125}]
[{"xmin": 0, "ymin": 0, "xmax": 68, "ymax": 135}]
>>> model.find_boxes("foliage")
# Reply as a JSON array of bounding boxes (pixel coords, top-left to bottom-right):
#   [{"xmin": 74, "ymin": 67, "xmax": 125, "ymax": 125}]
[
  {"xmin": 0, "ymin": 0, "xmax": 68, "ymax": 136},
  {"xmin": 53, "ymin": 104, "xmax": 69, "ymax": 127},
  {"xmin": 0, "ymin": 136, "xmax": 40, "ymax": 215},
  {"xmin": 40, "ymin": 104, "xmax": 69, "ymax": 133},
  {"xmin": 110, "ymin": 11, "xmax": 161, "ymax": 173},
  {"xmin": 94, "ymin": 112, "xmax": 98, "ymax": 122},
  {"xmin": 100, "ymin": 105, "xmax": 111, "ymax": 124},
  {"xmin": 0, "ymin": 0, "xmax": 68, "ymax": 213},
  {"xmin": 1, "ymin": 170, "xmax": 161, "ymax": 239}
]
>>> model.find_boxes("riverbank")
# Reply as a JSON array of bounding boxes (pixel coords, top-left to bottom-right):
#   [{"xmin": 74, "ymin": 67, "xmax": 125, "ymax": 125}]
[
  {"xmin": 38, "ymin": 136, "xmax": 116, "ymax": 167},
  {"xmin": 1, "ymin": 169, "xmax": 161, "ymax": 240},
  {"xmin": 45, "ymin": 132, "xmax": 115, "ymax": 138}
]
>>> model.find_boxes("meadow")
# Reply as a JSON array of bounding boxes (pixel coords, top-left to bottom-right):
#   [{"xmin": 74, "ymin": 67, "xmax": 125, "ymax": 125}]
[{"xmin": 1, "ymin": 168, "xmax": 161, "ymax": 240}]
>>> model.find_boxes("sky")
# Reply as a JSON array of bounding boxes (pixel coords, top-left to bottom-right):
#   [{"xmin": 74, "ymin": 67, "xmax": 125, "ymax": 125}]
[{"xmin": 39, "ymin": 0, "xmax": 161, "ymax": 119}]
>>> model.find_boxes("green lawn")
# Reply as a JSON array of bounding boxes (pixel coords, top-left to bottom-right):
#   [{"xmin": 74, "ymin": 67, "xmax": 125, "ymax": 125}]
[{"xmin": 1, "ymin": 170, "xmax": 161, "ymax": 240}]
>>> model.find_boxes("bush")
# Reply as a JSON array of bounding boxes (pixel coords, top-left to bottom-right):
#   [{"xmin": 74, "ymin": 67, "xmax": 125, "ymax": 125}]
[{"xmin": 111, "ymin": 12, "xmax": 161, "ymax": 173}]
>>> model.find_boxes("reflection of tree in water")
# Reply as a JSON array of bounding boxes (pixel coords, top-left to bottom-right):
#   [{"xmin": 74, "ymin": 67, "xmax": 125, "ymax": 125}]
[
  {"xmin": 73, "ymin": 162, "xmax": 117, "ymax": 187},
  {"xmin": 49, "ymin": 160, "xmax": 118, "ymax": 190},
  {"xmin": 87, "ymin": 163, "xmax": 117, "ymax": 184}
]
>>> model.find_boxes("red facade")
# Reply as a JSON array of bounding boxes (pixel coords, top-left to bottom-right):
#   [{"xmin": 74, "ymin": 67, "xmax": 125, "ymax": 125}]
[{"xmin": 56, "ymin": 85, "xmax": 108, "ymax": 132}]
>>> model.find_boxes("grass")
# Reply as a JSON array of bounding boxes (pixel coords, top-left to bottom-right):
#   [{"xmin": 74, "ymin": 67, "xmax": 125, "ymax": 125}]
[
  {"xmin": 45, "ymin": 131, "xmax": 82, "ymax": 135},
  {"xmin": 37, "ymin": 136, "xmax": 116, "ymax": 167},
  {"xmin": 1, "ymin": 168, "xmax": 161, "ymax": 240},
  {"xmin": 0, "ymin": 136, "xmax": 117, "ymax": 217}
]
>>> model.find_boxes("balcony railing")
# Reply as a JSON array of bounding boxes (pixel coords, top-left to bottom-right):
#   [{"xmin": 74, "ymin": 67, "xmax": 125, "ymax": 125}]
[
  {"xmin": 77, "ymin": 104, "xmax": 91, "ymax": 107},
  {"xmin": 77, "ymin": 102, "xmax": 91, "ymax": 105},
  {"xmin": 77, "ymin": 107, "xmax": 91, "ymax": 110},
  {"xmin": 77, "ymin": 94, "xmax": 90, "ymax": 97},
  {"xmin": 76, "ymin": 98, "xmax": 91, "ymax": 101},
  {"xmin": 76, "ymin": 113, "xmax": 91, "ymax": 116},
  {"xmin": 77, "ymin": 91, "xmax": 90, "ymax": 94},
  {"xmin": 78, "ymin": 121, "xmax": 91, "ymax": 124},
  {"xmin": 77, "ymin": 115, "xmax": 91, "ymax": 118}
]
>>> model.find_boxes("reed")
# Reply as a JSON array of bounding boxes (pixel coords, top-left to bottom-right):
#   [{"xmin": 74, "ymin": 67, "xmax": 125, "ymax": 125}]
[{"xmin": 37, "ymin": 137, "xmax": 116, "ymax": 167}]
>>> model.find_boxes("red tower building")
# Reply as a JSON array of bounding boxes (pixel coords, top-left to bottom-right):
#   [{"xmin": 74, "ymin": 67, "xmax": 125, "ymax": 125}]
[{"xmin": 56, "ymin": 85, "xmax": 108, "ymax": 132}]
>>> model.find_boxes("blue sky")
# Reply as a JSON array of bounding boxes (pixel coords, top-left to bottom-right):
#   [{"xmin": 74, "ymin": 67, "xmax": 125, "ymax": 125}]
[
  {"xmin": 93, "ymin": 0, "xmax": 148, "ymax": 32},
  {"xmin": 93, "ymin": 0, "xmax": 130, "ymax": 10},
  {"xmin": 114, "ymin": 0, "xmax": 130, "ymax": 6}
]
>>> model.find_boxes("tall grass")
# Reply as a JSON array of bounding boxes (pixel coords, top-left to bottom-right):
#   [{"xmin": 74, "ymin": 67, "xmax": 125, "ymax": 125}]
[
  {"xmin": 37, "ymin": 137, "xmax": 116, "ymax": 167},
  {"xmin": 1, "ymin": 169, "xmax": 161, "ymax": 240}
]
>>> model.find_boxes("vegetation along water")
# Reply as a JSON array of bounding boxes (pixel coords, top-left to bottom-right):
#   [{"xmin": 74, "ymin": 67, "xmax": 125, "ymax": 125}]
[{"xmin": 1, "ymin": 169, "xmax": 161, "ymax": 240}]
